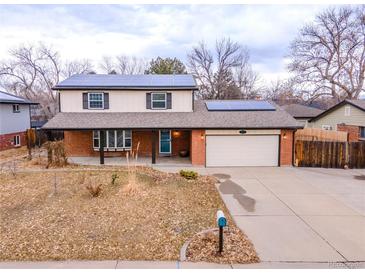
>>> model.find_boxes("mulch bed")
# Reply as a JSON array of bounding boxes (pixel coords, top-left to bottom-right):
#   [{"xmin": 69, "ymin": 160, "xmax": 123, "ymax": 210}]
[{"xmin": 186, "ymin": 226, "xmax": 259, "ymax": 264}]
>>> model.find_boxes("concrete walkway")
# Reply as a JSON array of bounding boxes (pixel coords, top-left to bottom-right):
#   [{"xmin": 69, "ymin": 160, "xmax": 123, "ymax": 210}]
[
  {"xmin": 156, "ymin": 166, "xmax": 365, "ymax": 264},
  {"xmin": 0, "ymin": 260, "xmax": 363, "ymax": 269}
]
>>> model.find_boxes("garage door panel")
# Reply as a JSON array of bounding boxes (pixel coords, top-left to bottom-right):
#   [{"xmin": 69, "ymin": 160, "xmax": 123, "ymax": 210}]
[{"xmin": 206, "ymin": 135, "xmax": 279, "ymax": 167}]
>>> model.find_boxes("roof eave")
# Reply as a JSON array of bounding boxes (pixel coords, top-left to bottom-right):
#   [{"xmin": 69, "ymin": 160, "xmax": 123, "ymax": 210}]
[
  {"xmin": 42, "ymin": 125, "xmax": 303, "ymax": 130},
  {"xmin": 309, "ymin": 100, "xmax": 365, "ymax": 122},
  {"xmin": 52, "ymin": 86, "xmax": 199, "ymax": 91},
  {"xmin": 0, "ymin": 101, "xmax": 39, "ymax": 105}
]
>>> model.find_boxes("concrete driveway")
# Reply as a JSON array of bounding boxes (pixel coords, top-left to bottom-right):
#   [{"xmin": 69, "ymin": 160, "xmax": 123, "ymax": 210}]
[{"xmin": 158, "ymin": 166, "xmax": 365, "ymax": 264}]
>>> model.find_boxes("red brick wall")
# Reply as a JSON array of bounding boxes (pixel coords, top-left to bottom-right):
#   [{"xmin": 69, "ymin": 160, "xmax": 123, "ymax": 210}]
[
  {"xmin": 171, "ymin": 130, "xmax": 190, "ymax": 157},
  {"xmin": 337, "ymin": 124, "xmax": 359, "ymax": 142},
  {"xmin": 64, "ymin": 130, "xmax": 190, "ymax": 158},
  {"xmin": 280, "ymin": 130, "xmax": 294, "ymax": 166},
  {"xmin": 190, "ymin": 130, "xmax": 205, "ymax": 166},
  {"xmin": 0, "ymin": 131, "xmax": 26, "ymax": 151}
]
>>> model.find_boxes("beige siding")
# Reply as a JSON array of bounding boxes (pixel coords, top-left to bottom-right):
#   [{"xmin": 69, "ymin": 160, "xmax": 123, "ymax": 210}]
[
  {"xmin": 60, "ymin": 90, "xmax": 193, "ymax": 112},
  {"xmin": 309, "ymin": 104, "xmax": 365, "ymax": 130}
]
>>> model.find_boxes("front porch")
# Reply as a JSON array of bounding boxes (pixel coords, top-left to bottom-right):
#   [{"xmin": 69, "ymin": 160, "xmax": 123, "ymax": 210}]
[
  {"xmin": 68, "ymin": 155, "xmax": 192, "ymax": 167},
  {"xmin": 63, "ymin": 129, "xmax": 205, "ymax": 166}
]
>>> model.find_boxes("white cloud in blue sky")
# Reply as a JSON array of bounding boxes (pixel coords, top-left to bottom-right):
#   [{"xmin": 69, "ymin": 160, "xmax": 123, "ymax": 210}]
[{"xmin": 0, "ymin": 4, "xmax": 339, "ymax": 83}]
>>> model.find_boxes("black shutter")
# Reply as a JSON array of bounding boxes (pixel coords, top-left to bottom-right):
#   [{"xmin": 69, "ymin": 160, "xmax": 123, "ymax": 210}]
[
  {"xmin": 82, "ymin": 93, "xmax": 88, "ymax": 109},
  {"xmin": 146, "ymin": 93, "xmax": 151, "ymax": 109},
  {"xmin": 104, "ymin": 93, "xmax": 109, "ymax": 109},
  {"xmin": 167, "ymin": 93, "xmax": 172, "ymax": 109}
]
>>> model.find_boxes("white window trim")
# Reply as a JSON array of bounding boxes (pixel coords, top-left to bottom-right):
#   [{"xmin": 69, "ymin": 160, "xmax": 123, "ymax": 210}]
[
  {"xmin": 344, "ymin": 106, "xmax": 351, "ymax": 116},
  {"xmin": 322, "ymin": 125, "xmax": 332, "ymax": 130},
  {"xmin": 88, "ymin": 92, "xmax": 104, "ymax": 109},
  {"xmin": 13, "ymin": 135, "xmax": 20, "ymax": 146},
  {"xmin": 93, "ymin": 130, "xmax": 132, "ymax": 150},
  {"xmin": 12, "ymin": 104, "xmax": 20, "ymax": 113},
  {"xmin": 151, "ymin": 92, "xmax": 167, "ymax": 110},
  {"xmin": 159, "ymin": 130, "xmax": 171, "ymax": 154}
]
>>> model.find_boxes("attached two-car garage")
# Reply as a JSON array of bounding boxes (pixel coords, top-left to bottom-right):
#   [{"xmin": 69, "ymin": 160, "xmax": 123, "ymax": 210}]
[{"xmin": 205, "ymin": 131, "xmax": 280, "ymax": 167}]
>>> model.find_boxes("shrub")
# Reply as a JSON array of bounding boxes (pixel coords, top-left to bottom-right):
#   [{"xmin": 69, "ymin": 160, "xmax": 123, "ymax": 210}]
[
  {"xmin": 86, "ymin": 183, "xmax": 102, "ymax": 197},
  {"xmin": 179, "ymin": 170, "xmax": 198, "ymax": 180},
  {"xmin": 111, "ymin": 173, "xmax": 119, "ymax": 185},
  {"xmin": 43, "ymin": 141, "xmax": 67, "ymax": 167}
]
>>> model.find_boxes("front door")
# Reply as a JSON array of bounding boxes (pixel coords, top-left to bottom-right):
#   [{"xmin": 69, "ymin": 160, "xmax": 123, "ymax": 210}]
[{"xmin": 159, "ymin": 130, "xmax": 171, "ymax": 154}]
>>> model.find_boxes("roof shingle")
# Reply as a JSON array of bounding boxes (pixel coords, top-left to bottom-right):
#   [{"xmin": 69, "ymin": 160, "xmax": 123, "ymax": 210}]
[
  {"xmin": 53, "ymin": 74, "xmax": 198, "ymax": 90},
  {"xmin": 0, "ymin": 91, "xmax": 36, "ymax": 104},
  {"xmin": 282, "ymin": 104, "xmax": 323, "ymax": 118},
  {"xmin": 43, "ymin": 101, "xmax": 302, "ymax": 130}
]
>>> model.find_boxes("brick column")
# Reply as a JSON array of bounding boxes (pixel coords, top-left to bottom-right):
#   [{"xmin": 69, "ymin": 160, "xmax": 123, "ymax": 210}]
[
  {"xmin": 190, "ymin": 130, "xmax": 206, "ymax": 166},
  {"xmin": 280, "ymin": 129, "xmax": 294, "ymax": 166}
]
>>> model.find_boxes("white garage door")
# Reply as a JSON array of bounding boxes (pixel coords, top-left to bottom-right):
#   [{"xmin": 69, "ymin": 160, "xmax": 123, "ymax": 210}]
[{"xmin": 206, "ymin": 135, "xmax": 279, "ymax": 167}]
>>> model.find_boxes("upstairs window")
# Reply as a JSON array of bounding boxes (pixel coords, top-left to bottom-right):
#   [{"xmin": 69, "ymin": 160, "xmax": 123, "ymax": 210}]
[
  {"xmin": 12, "ymin": 104, "xmax": 20, "ymax": 113},
  {"xmin": 88, "ymin": 93, "xmax": 104, "ymax": 109},
  {"xmin": 151, "ymin": 93, "xmax": 167, "ymax": 109},
  {"xmin": 345, "ymin": 106, "xmax": 351, "ymax": 116}
]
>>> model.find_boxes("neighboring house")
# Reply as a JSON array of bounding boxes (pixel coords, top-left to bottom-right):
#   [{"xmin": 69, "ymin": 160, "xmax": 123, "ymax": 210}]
[
  {"xmin": 309, "ymin": 99, "xmax": 365, "ymax": 142},
  {"xmin": 282, "ymin": 104, "xmax": 323, "ymax": 127},
  {"xmin": 0, "ymin": 91, "xmax": 38, "ymax": 150},
  {"xmin": 43, "ymin": 74, "xmax": 302, "ymax": 167}
]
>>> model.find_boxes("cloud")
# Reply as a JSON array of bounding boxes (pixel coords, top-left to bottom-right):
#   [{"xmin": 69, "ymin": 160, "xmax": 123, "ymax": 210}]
[{"xmin": 0, "ymin": 4, "xmax": 333, "ymax": 83}]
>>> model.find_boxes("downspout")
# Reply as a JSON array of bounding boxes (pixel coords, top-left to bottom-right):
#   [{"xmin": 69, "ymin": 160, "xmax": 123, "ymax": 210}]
[{"xmin": 292, "ymin": 129, "xmax": 297, "ymax": 167}]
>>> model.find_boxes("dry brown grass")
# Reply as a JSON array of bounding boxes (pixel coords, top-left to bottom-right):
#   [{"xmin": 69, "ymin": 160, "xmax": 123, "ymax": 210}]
[
  {"xmin": 0, "ymin": 146, "xmax": 28, "ymax": 163},
  {"xmin": 0, "ymin": 167, "xmax": 258, "ymax": 262},
  {"xmin": 186, "ymin": 227, "xmax": 259, "ymax": 264}
]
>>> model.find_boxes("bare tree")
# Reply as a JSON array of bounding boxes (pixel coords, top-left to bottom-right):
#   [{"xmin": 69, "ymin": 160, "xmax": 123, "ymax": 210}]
[
  {"xmin": 262, "ymin": 79, "xmax": 299, "ymax": 104},
  {"xmin": 288, "ymin": 7, "xmax": 365, "ymax": 101},
  {"xmin": 0, "ymin": 43, "xmax": 93, "ymax": 118},
  {"xmin": 99, "ymin": 55, "xmax": 147, "ymax": 74},
  {"xmin": 187, "ymin": 38, "xmax": 261, "ymax": 99},
  {"xmin": 63, "ymin": 59, "xmax": 93, "ymax": 78},
  {"xmin": 116, "ymin": 55, "xmax": 148, "ymax": 74}
]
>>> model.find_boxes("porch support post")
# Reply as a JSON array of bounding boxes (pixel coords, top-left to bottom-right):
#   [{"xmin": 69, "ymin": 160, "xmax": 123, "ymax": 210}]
[
  {"xmin": 152, "ymin": 130, "xmax": 157, "ymax": 164},
  {"xmin": 100, "ymin": 130, "xmax": 105, "ymax": 165}
]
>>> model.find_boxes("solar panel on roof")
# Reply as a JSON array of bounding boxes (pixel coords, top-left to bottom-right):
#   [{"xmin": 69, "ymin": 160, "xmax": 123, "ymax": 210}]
[
  {"xmin": 56, "ymin": 74, "xmax": 196, "ymax": 88},
  {"xmin": 206, "ymin": 101, "xmax": 275, "ymax": 111}
]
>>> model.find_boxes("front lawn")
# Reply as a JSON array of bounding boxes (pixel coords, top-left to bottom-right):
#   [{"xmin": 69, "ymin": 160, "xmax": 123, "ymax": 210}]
[{"xmin": 0, "ymin": 166, "xmax": 258, "ymax": 263}]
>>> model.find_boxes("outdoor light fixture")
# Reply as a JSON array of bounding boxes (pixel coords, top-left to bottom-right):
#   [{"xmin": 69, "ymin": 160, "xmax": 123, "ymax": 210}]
[
  {"xmin": 200, "ymin": 133, "xmax": 204, "ymax": 140},
  {"xmin": 173, "ymin": 131, "xmax": 181, "ymax": 138},
  {"xmin": 283, "ymin": 133, "xmax": 287, "ymax": 139},
  {"xmin": 239, "ymin": 129, "xmax": 247, "ymax": 134}
]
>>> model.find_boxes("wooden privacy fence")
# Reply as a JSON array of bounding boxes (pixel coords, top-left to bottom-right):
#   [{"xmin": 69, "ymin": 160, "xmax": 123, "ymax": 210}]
[
  {"xmin": 295, "ymin": 140, "xmax": 365, "ymax": 168},
  {"xmin": 295, "ymin": 128, "xmax": 348, "ymax": 142}
]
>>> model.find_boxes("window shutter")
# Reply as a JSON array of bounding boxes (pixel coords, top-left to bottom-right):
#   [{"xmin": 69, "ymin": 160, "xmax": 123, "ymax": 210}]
[
  {"xmin": 146, "ymin": 93, "xmax": 151, "ymax": 109},
  {"xmin": 167, "ymin": 93, "xmax": 172, "ymax": 109},
  {"xmin": 82, "ymin": 93, "xmax": 88, "ymax": 109},
  {"xmin": 104, "ymin": 93, "xmax": 109, "ymax": 109}
]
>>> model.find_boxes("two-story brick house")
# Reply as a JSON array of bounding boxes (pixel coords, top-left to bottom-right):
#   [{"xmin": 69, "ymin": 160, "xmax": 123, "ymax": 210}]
[
  {"xmin": 0, "ymin": 91, "xmax": 37, "ymax": 150},
  {"xmin": 43, "ymin": 74, "xmax": 302, "ymax": 166}
]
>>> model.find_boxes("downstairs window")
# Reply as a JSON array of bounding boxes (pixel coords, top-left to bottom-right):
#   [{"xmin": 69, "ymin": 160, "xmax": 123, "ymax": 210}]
[
  {"xmin": 361, "ymin": 127, "xmax": 365, "ymax": 139},
  {"xmin": 93, "ymin": 130, "xmax": 132, "ymax": 149}
]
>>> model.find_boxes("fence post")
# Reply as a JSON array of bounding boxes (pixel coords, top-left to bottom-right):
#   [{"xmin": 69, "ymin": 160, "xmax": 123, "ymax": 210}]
[{"xmin": 345, "ymin": 141, "xmax": 349, "ymax": 168}]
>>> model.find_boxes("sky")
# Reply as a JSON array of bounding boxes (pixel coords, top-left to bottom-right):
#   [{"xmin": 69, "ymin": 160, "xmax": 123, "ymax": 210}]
[{"xmin": 0, "ymin": 4, "xmax": 337, "ymax": 84}]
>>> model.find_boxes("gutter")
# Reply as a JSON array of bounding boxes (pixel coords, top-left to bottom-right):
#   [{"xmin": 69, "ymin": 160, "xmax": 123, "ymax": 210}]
[{"xmin": 52, "ymin": 86, "xmax": 199, "ymax": 91}]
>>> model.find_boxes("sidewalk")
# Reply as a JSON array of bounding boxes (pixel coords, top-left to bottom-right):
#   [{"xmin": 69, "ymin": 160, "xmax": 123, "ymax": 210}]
[{"xmin": 0, "ymin": 260, "xmax": 362, "ymax": 269}]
